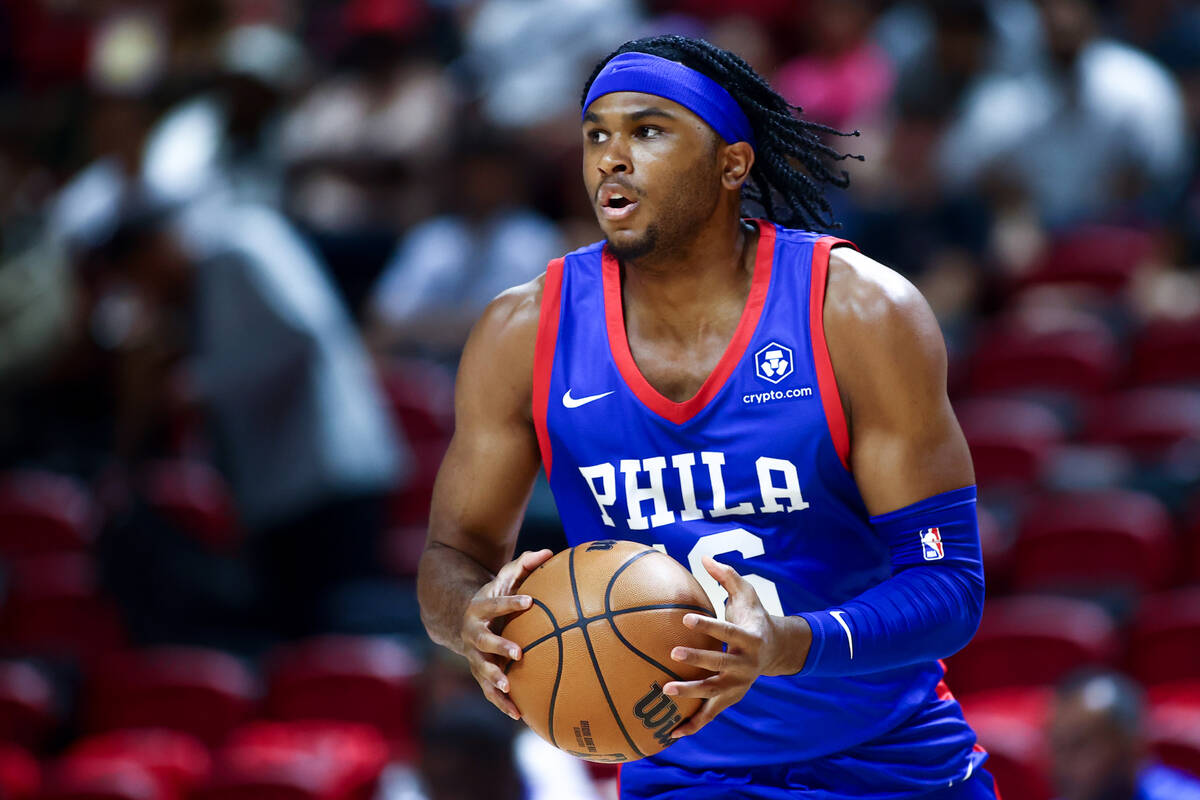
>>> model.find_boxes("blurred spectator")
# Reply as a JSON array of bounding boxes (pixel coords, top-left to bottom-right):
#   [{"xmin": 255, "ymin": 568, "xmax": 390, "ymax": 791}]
[
  {"xmin": 413, "ymin": 693, "xmax": 600, "ymax": 800},
  {"xmin": 1110, "ymin": 0, "xmax": 1200, "ymax": 78},
  {"xmin": 458, "ymin": 0, "xmax": 642, "ymax": 130},
  {"xmin": 367, "ymin": 130, "xmax": 564, "ymax": 357},
  {"xmin": 418, "ymin": 697, "xmax": 522, "ymax": 800},
  {"xmin": 889, "ymin": 1, "xmax": 1002, "ymax": 127},
  {"xmin": 97, "ymin": 197, "xmax": 405, "ymax": 635},
  {"xmin": 876, "ymin": 0, "xmax": 1045, "ymax": 81},
  {"xmin": 1048, "ymin": 669, "xmax": 1200, "ymax": 800},
  {"xmin": 281, "ymin": 6, "xmax": 457, "ymax": 233},
  {"xmin": 938, "ymin": 0, "xmax": 1191, "ymax": 227},
  {"xmin": 142, "ymin": 22, "xmax": 308, "ymax": 209},
  {"xmin": 774, "ymin": 0, "xmax": 894, "ymax": 131},
  {"xmin": 830, "ymin": 2, "xmax": 992, "ymax": 320},
  {"xmin": 649, "ymin": 0, "xmax": 796, "ymax": 30}
]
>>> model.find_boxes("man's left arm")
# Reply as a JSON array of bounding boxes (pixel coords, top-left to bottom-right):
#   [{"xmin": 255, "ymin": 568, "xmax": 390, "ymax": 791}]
[
  {"xmin": 789, "ymin": 246, "xmax": 983, "ymax": 677},
  {"xmin": 664, "ymin": 247, "xmax": 983, "ymax": 733}
]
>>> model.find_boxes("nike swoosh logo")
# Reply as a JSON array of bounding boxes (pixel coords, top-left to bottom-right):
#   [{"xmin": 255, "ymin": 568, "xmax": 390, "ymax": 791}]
[
  {"xmin": 830, "ymin": 610, "xmax": 854, "ymax": 660},
  {"xmin": 562, "ymin": 389, "xmax": 614, "ymax": 409}
]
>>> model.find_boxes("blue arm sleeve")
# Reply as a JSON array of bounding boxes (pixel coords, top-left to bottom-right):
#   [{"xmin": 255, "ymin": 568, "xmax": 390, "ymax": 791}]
[{"xmin": 796, "ymin": 485, "xmax": 985, "ymax": 677}]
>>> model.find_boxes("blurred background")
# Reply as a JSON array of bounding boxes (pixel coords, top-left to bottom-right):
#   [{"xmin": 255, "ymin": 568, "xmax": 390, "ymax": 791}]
[{"xmin": 0, "ymin": 0, "xmax": 1198, "ymax": 799}]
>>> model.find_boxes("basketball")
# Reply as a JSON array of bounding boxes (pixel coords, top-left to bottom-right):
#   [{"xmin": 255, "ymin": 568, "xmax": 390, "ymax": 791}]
[{"xmin": 499, "ymin": 539, "xmax": 720, "ymax": 763}]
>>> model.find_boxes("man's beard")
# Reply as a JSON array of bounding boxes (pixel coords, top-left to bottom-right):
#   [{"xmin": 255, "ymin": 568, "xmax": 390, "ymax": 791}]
[{"xmin": 606, "ymin": 224, "xmax": 660, "ymax": 262}]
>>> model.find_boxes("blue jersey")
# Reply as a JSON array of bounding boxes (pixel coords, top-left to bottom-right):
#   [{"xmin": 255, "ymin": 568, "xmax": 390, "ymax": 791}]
[{"xmin": 531, "ymin": 220, "xmax": 987, "ymax": 794}]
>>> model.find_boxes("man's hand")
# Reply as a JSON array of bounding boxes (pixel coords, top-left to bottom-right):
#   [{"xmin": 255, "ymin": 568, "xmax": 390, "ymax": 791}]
[
  {"xmin": 460, "ymin": 548, "xmax": 553, "ymax": 720},
  {"xmin": 662, "ymin": 556, "xmax": 811, "ymax": 738}
]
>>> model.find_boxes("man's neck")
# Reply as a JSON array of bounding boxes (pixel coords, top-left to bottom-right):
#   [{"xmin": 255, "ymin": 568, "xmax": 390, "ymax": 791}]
[{"xmin": 620, "ymin": 215, "xmax": 757, "ymax": 342}]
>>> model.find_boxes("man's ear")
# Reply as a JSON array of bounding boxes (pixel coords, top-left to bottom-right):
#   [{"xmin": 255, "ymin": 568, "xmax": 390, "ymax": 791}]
[{"xmin": 721, "ymin": 141, "xmax": 755, "ymax": 191}]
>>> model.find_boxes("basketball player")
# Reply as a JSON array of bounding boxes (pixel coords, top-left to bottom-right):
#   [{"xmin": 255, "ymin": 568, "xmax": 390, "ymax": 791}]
[{"xmin": 418, "ymin": 35, "xmax": 998, "ymax": 799}]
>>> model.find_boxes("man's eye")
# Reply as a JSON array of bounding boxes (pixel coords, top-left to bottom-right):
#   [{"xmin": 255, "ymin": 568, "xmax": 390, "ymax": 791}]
[
  {"xmin": 637, "ymin": 126, "xmax": 661, "ymax": 138},
  {"xmin": 587, "ymin": 130, "xmax": 608, "ymax": 143}
]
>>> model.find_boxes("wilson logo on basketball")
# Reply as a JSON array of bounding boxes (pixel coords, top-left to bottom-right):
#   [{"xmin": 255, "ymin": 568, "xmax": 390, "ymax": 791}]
[{"xmin": 633, "ymin": 682, "xmax": 682, "ymax": 746}]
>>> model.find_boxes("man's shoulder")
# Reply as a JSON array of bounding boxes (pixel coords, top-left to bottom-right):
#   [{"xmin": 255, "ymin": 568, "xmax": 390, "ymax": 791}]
[
  {"xmin": 821, "ymin": 246, "xmax": 947, "ymax": 403},
  {"xmin": 479, "ymin": 273, "xmax": 547, "ymax": 340},
  {"xmin": 824, "ymin": 247, "xmax": 930, "ymax": 334},
  {"xmin": 458, "ymin": 274, "xmax": 546, "ymax": 410}
]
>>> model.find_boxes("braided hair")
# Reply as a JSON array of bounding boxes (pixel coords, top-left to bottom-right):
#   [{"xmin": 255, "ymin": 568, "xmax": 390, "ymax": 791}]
[{"xmin": 581, "ymin": 35, "xmax": 863, "ymax": 231}]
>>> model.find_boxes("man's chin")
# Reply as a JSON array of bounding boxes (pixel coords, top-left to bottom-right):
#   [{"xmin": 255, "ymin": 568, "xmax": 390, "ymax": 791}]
[{"xmin": 604, "ymin": 226, "xmax": 658, "ymax": 262}]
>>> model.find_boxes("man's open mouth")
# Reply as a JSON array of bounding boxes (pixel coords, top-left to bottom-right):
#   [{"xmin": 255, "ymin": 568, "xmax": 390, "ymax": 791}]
[{"xmin": 599, "ymin": 185, "xmax": 640, "ymax": 220}]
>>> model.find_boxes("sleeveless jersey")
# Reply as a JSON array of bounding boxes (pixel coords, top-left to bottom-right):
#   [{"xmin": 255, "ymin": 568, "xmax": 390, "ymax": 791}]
[{"xmin": 531, "ymin": 221, "xmax": 985, "ymax": 789}]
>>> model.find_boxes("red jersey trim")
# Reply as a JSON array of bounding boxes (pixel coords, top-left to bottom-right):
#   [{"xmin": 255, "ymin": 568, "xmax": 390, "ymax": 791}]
[
  {"xmin": 533, "ymin": 258, "xmax": 565, "ymax": 478},
  {"xmin": 602, "ymin": 220, "xmax": 777, "ymax": 426},
  {"xmin": 809, "ymin": 236, "xmax": 856, "ymax": 471}
]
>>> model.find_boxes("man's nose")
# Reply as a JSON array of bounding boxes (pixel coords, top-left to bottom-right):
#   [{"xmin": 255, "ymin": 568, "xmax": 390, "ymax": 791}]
[{"xmin": 598, "ymin": 137, "xmax": 631, "ymax": 174}]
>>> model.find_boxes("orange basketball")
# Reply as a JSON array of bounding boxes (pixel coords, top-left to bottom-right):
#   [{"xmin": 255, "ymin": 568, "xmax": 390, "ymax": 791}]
[{"xmin": 499, "ymin": 539, "xmax": 720, "ymax": 763}]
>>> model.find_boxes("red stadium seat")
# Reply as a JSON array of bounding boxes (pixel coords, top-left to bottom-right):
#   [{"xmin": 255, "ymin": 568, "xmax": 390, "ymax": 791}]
[
  {"xmin": 382, "ymin": 524, "xmax": 425, "ymax": 578},
  {"xmin": 64, "ymin": 730, "xmax": 211, "ymax": 800},
  {"xmin": 379, "ymin": 359, "xmax": 454, "ymax": 527},
  {"xmin": 1149, "ymin": 681, "xmax": 1200, "ymax": 718},
  {"xmin": 265, "ymin": 636, "xmax": 420, "ymax": 757},
  {"xmin": 1085, "ymin": 388, "xmax": 1200, "ymax": 459},
  {"xmin": 0, "ymin": 471, "xmax": 96, "ymax": 556},
  {"xmin": 1012, "ymin": 490, "xmax": 1175, "ymax": 592},
  {"xmin": 0, "ymin": 554, "xmax": 127, "ymax": 661},
  {"xmin": 977, "ymin": 504, "xmax": 1015, "ymax": 592},
  {"xmin": 947, "ymin": 595, "xmax": 1119, "ymax": 696},
  {"xmin": 1131, "ymin": 313, "xmax": 1200, "ymax": 386},
  {"xmin": 142, "ymin": 460, "xmax": 240, "ymax": 550},
  {"xmin": 1128, "ymin": 588, "xmax": 1200, "ymax": 687},
  {"xmin": 194, "ymin": 721, "xmax": 388, "ymax": 800},
  {"xmin": 1015, "ymin": 225, "xmax": 1154, "ymax": 294},
  {"xmin": 377, "ymin": 359, "xmax": 454, "ymax": 444},
  {"xmin": 1149, "ymin": 703, "xmax": 1200, "ymax": 781},
  {"xmin": 38, "ymin": 757, "xmax": 164, "ymax": 800},
  {"xmin": 387, "ymin": 439, "xmax": 448, "ymax": 527},
  {"xmin": 959, "ymin": 686, "xmax": 1052, "ymax": 732},
  {"xmin": 0, "ymin": 661, "xmax": 57, "ymax": 750},
  {"xmin": 85, "ymin": 648, "xmax": 256, "ymax": 747},
  {"xmin": 1185, "ymin": 501, "xmax": 1200, "ymax": 583},
  {"xmin": 0, "ymin": 742, "xmax": 40, "ymax": 799},
  {"xmin": 956, "ymin": 398, "xmax": 1066, "ymax": 488},
  {"xmin": 968, "ymin": 308, "xmax": 1120, "ymax": 396},
  {"xmin": 959, "ymin": 688, "xmax": 1054, "ymax": 800}
]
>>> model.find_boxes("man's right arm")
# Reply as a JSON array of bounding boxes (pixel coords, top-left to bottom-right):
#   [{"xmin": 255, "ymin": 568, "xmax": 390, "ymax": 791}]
[{"xmin": 417, "ymin": 275, "xmax": 553, "ymax": 718}]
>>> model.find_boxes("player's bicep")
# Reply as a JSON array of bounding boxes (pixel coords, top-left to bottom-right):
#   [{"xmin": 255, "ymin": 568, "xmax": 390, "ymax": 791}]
[
  {"xmin": 825, "ymin": 250, "xmax": 974, "ymax": 516},
  {"xmin": 427, "ymin": 283, "xmax": 543, "ymax": 573}
]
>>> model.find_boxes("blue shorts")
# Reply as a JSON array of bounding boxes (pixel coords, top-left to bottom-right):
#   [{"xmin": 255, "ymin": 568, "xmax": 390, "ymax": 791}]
[{"xmin": 618, "ymin": 761, "xmax": 1002, "ymax": 800}]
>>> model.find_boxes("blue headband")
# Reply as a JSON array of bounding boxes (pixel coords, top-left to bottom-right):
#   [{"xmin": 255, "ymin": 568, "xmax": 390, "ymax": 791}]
[{"xmin": 582, "ymin": 52, "xmax": 756, "ymax": 148}]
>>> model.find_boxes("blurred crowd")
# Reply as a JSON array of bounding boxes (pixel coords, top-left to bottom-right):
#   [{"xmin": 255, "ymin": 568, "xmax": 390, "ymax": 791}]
[{"xmin": 0, "ymin": 1, "xmax": 1199, "ymax": 799}]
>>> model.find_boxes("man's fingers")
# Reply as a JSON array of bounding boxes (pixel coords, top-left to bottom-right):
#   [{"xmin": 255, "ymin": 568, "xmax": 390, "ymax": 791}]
[
  {"xmin": 518, "ymin": 548, "xmax": 554, "ymax": 572},
  {"xmin": 669, "ymin": 645, "xmax": 730, "ymax": 673},
  {"xmin": 471, "ymin": 656, "xmax": 521, "ymax": 720},
  {"xmin": 472, "ymin": 628, "xmax": 523, "ymax": 660},
  {"xmin": 482, "ymin": 681, "xmax": 522, "ymax": 720},
  {"xmin": 495, "ymin": 549, "xmax": 554, "ymax": 594},
  {"xmin": 682, "ymin": 613, "xmax": 755, "ymax": 649},
  {"xmin": 474, "ymin": 593, "xmax": 533, "ymax": 621},
  {"xmin": 670, "ymin": 698, "xmax": 724, "ymax": 738},
  {"xmin": 661, "ymin": 675, "xmax": 725, "ymax": 700},
  {"xmin": 477, "ymin": 658, "xmax": 513, "ymax": 693},
  {"xmin": 702, "ymin": 555, "xmax": 749, "ymax": 594}
]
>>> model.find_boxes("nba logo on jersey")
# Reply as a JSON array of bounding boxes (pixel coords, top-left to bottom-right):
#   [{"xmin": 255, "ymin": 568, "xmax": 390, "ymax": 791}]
[
  {"xmin": 755, "ymin": 341, "xmax": 793, "ymax": 383},
  {"xmin": 920, "ymin": 528, "xmax": 944, "ymax": 561}
]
